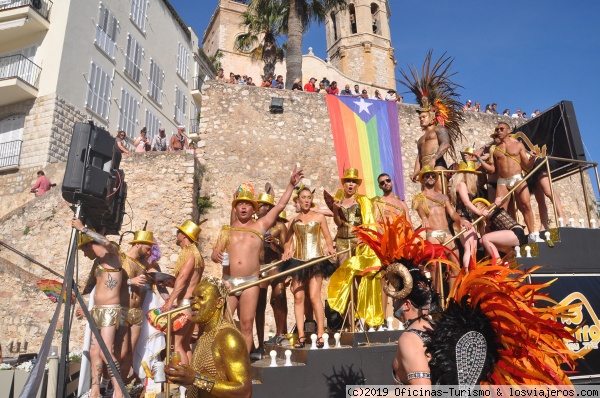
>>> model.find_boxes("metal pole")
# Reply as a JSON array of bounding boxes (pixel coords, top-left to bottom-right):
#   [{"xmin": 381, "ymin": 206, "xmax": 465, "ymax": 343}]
[
  {"xmin": 545, "ymin": 157, "xmax": 559, "ymax": 227},
  {"xmin": 349, "ymin": 278, "xmax": 355, "ymax": 333},
  {"xmin": 440, "ymin": 170, "xmax": 447, "ymax": 194},
  {"xmin": 165, "ymin": 316, "xmax": 172, "ymax": 398},
  {"xmin": 229, "ymin": 249, "xmax": 351, "ymax": 295},
  {"xmin": 579, "ymin": 166, "xmax": 592, "ymax": 227}
]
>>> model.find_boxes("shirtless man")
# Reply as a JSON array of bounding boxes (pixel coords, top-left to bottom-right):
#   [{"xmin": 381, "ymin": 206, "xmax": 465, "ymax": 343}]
[
  {"xmin": 373, "ymin": 173, "xmax": 410, "ymax": 222},
  {"xmin": 412, "ymin": 166, "xmax": 471, "ymax": 293},
  {"xmin": 211, "ymin": 166, "xmax": 304, "ymax": 353},
  {"xmin": 373, "ymin": 173, "xmax": 410, "ymax": 321},
  {"xmin": 116, "ymin": 230, "xmax": 154, "ymax": 382},
  {"xmin": 476, "ymin": 122, "xmax": 536, "ymax": 237},
  {"xmin": 253, "ymin": 192, "xmax": 288, "ymax": 358},
  {"xmin": 161, "ymin": 220, "xmax": 204, "ymax": 365},
  {"xmin": 72, "ymin": 219, "xmax": 125, "ymax": 398},
  {"xmin": 410, "ymin": 109, "xmax": 451, "ymax": 193}
]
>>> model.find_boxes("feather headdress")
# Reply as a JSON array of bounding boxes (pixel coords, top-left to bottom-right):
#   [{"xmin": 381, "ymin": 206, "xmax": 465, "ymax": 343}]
[
  {"xmin": 399, "ymin": 50, "xmax": 465, "ymax": 160},
  {"xmin": 427, "ymin": 256, "xmax": 581, "ymax": 385}
]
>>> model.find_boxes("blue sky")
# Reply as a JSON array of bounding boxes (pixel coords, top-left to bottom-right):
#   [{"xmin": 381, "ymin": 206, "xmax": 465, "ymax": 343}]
[{"xmin": 172, "ymin": 0, "xmax": 600, "ymax": 182}]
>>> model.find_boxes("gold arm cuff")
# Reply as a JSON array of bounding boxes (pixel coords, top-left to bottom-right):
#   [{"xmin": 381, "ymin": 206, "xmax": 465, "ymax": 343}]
[{"xmin": 193, "ymin": 373, "xmax": 216, "ymax": 393}]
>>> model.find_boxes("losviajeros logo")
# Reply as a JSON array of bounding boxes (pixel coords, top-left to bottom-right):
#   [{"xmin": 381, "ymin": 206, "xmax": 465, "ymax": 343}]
[{"xmin": 559, "ymin": 292, "xmax": 600, "ymax": 355}]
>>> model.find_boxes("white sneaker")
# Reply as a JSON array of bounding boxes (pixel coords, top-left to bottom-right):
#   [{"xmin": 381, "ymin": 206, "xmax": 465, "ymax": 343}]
[{"xmin": 528, "ymin": 232, "xmax": 545, "ymax": 243}]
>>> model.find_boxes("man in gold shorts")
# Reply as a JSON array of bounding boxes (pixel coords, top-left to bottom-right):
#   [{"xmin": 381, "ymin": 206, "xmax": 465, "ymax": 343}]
[{"xmin": 73, "ymin": 219, "xmax": 125, "ymax": 398}]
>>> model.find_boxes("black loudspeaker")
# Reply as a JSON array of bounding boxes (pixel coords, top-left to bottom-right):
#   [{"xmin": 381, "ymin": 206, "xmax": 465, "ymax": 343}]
[
  {"xmin": 269, "ymin": 97, "xmax": 284, "ymax": 113},
  {"xmin": 62, "ymin": 122, "xmax": 115, "ymax": 205}
]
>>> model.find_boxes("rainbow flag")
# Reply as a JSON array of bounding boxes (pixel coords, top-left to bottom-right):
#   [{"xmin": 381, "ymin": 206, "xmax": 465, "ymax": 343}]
[{"xmin": 326, "ymin": 95, "xmax": 404, "ymax": 198}]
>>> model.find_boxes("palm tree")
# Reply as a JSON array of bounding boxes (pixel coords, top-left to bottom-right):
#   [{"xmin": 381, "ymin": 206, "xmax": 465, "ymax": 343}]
[
  {"xmin": 285, "ymin": 0, "xmax": 347, "ymax": 89},
  {"xmin": 235, "ymin": 0, "xmax": 287, "ymax": 81}
]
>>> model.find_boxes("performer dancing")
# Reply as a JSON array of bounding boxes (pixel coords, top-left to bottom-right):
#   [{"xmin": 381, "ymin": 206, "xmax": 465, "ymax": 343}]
[
  {"xmin": 283, "ymin": 186, "xmax": 335, "ymax": 348},
  {"xmin": 165, "ymin": 276, "xmax": 252, "ymax": 398},
  {"xmin": 400, "ymin": 50, "xmax": 465, "ymax": 193},
  {"xmin": 116, "ymin": 230, "xmax": 155, "ymax": 383},
  {"xmin": 448, "ymin": 160, "xmax": 483, "ymax": 270},
  {"xmin": 211, "ymin": 166, "xmax": 304, "ymax": 353},
  {"xmin": 253, "ymin": 191, "xmax": 288, "ymax": 358},
  {"xmin": 72, "ymin": 220, "xmax": 125, "ymax": 398},
  {"xmin": 328, "ymin": 168, "xmax": 384, "ymax": 329},
  {"xmin": 160, "ymin": 220, "xmax": 204, "ymax": 365}
]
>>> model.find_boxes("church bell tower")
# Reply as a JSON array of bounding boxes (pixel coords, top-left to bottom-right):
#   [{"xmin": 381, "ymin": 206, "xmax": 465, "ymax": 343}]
[{"xmin": 325, "ymin": 0, "xmax": 396, "ymax": 89}]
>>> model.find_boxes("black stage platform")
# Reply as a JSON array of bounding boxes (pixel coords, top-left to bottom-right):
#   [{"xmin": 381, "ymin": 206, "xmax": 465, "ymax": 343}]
[{"xmin": 252, "ymin": 331, "xmax": 401, "ymax": 398}]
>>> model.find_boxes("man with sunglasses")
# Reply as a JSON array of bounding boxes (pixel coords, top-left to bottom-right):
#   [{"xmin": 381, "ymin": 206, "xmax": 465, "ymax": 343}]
[
  {"xmin": 476, "ymin": 122, "xmax": 537, "ymax": 238},
  {"xmin": 412, "ymin": 166, "xmax": 471, "ymax": 294},
  {"xmin": 373, "ymin": 173, "xmax": 410, "ymax": 222}
]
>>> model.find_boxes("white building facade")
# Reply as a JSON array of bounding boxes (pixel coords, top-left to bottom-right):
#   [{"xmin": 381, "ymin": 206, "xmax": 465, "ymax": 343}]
[{"xmin": 0, "ymin": 0, "xmax": 213, "ymax": 171}]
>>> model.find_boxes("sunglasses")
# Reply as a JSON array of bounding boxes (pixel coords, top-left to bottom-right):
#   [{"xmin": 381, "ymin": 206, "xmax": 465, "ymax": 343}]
[
  {"xmin": 378, "ymin": 178, "xmax": 392, "ymax": 186},
  {"xmin": 423, "ymin": 173, "xmax": 437, "ymax": 179},
  {"xmin": 494, "ymin": 127, "xmax": 506, "ymax": 132}
]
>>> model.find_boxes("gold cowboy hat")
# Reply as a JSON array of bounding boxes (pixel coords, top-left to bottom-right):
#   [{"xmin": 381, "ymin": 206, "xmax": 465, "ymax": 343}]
[
  {"xmin": 130, "ymin": 230, "xmax": 154, "ymax": 245},
  {"xmin": 256, "ymin": 192, "xmax": 275, "ymax": 206},
  {"xmin": 78, "ymin": 229, "xmax": 95, "ymax": 248},
  {"xmin": 277, "ymin": 211, "xmax": 288, "ymax": 222},
  {"xmin": 456, "ymin": 161, "xmax": 481, "ymax": 174},
  {"xmin": 176, "ymin": 220, "xmax": 201, "ymax": 242},
  {"xmin": 341, "ymin": 168, "xmax": 362, "ymax": 186},
  {"xmin": 418, "ymin": 164, "xmax": 440, "ymax": 183},
  {"xmin": 232, "ymin": 189, "xmax": 259, "ymax": 212}
]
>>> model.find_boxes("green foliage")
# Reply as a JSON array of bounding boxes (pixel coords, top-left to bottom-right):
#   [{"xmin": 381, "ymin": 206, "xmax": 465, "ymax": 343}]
[
  {"xmin": 23, "ymin": 226, "xmax": 30, "ymax": 235},
  {"xmin": 209, "ymin": 50, "xmax": 224, "ymax": 71},
  {"xmin": 236, "ymin": 0, "xmax": 287, "ymax": 79},
  {"xmin": 197, "ymin": 197, "xmax": 213, "ymax": 215}
]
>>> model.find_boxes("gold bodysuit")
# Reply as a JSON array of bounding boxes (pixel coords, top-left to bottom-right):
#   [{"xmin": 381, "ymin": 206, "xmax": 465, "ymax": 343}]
[
  {"xmin": 188, "ymin": 319, "xmax": 239, "ymax": 398},
  {"xmin": 293, "ymin": 221, "xmax": 324, "ymax": 261},
  {"xmin": 335, "ymin": 204, "xmax": 362, "ymax": 254}
]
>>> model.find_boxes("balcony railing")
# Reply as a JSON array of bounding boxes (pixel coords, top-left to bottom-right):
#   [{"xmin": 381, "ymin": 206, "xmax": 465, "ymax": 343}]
[
  {"xmin": 0, "ymin": 54, "xmax": 42, "ymax": 88},
  {"xmin": 192, "ymin": 75, "xmax": 206, "ymax": 91},
  {"xmin": 0, "ymin": 140, "xmax": 22, "ymax": 169},
  {"xmin": 0, "ymin": 0, "xmax": 53, "ymax": 20}
]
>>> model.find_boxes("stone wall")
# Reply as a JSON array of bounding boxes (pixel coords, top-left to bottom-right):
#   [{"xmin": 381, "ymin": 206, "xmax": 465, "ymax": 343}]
[
  {"xmin": 0, "ymin": 152, "xmax": 201, "ymax": 352},
  {"xmin": 0, "ymin": 162, "xmax": 66, "ymax": 219},
  {"xmin": 198, "ymin": 82, "xmax": 598, "ymax": 233},
  {"xmin": 48, "ymin": 95, "xmax": 88, "ymax": 164}
]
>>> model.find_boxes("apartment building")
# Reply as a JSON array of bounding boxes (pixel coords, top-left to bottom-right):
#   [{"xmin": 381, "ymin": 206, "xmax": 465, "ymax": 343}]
[{"xmin": 0, "ymin": 0, "xmax": 214, "ymax": 171}]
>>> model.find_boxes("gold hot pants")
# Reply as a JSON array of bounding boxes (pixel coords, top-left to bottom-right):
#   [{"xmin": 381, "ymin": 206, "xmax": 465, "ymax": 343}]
[
  {"xmin": 121, "ymin": 307, "xmax": 144, "ymax": 327},
  {"xmin": 90, "ymin": 304, "xmax": 121, "ymax": 329},
  {"xmin": 426, "ymin": 230, "xmax": 451, "ymax": 244},
  {"xmin": 497, "ymin": 173, "xmax": 524, "ymax": 189}
]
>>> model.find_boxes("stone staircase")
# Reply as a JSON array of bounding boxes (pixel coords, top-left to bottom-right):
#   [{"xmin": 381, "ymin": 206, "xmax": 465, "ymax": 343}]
[{"xmin": 251, "ymin": 331, "xmax": 402, "ymax": 398}]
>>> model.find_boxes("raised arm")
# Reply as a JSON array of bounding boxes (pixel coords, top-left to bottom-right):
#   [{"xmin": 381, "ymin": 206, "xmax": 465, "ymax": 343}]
[{"xmin": 258, "ymin": 166, "xmax": 304, "ymax": 230}]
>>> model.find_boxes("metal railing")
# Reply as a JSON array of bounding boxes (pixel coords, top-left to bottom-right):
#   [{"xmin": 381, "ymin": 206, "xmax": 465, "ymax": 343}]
[
  {"xmin": 0, "ymin": 140, "xmax": 22, "ymax": 169},
  {"xmin": 0, "ymin": 54, "xmax": 42, "ymax": 88},
  {"xmin": 0, "ymin": 0, "xmax": 53, "ymax": 20},
  {"xmin": 192, "ymin": 75, "xmax": 205, "ymax": 91}
]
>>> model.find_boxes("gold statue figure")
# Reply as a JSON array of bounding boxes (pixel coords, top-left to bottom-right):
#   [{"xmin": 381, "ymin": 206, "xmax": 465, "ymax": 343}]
[{"xmin": 164, "ymin": 276, "xmax": 251, "ymax": 397}]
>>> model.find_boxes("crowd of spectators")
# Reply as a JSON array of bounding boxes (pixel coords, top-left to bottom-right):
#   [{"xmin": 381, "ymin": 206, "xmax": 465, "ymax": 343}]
[
  {"xmin": 463, "ymin": 100, "xmax": 541, "ymax": 119},
  {"xmin": 215, "ymin": 67, "xmax": 402, "ymax": 102}
]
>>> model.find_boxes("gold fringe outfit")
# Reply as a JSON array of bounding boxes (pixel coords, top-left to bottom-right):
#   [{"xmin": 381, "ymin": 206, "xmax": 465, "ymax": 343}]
[
  {"xmin": 174, "ymin": 243, "xmax": 203, "ymax": 276},
  {"xmin": 120, "ymin": 254, "xmax": 147, "ymax": 326},
  {"xmin": 327, "ymin": 195, "xmax": 384, "ymax": 327},
  {"xmin": 411, "ymin": 192, "xmax": 447, "ymax": 218},
  {"xmin": 216, "ymin": 225, "xmax": 264, "ymax": 252},
  {"xmin": 188, "ymin": 319, "xmax": 240, "ymax": 398},
  {"xmin": 335, "ymin": 203, "xmax": 362, "ymax": 255}
]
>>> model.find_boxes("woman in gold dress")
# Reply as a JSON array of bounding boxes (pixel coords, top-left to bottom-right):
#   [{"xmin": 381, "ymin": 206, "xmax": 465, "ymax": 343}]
[
  {"xmin": 283, "ymin": 187, "xmax": 335, "ymax": 348},
  {"xmin": 332, "ymin": 168, "xmax": 364, "ymax": 266}
]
